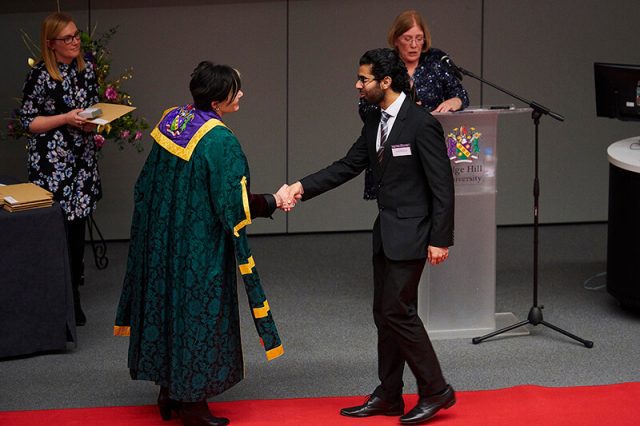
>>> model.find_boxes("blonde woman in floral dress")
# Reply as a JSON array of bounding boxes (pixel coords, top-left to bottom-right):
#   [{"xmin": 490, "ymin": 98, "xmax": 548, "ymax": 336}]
[{"xmin": 19, "ymin": 12, "xmax": 100, "ymax": 326}]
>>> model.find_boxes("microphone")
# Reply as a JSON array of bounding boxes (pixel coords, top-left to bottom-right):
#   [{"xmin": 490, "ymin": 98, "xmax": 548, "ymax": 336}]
[{"xmin": 441, "ymin": 55, "xmax": 463, "ymax": 81}]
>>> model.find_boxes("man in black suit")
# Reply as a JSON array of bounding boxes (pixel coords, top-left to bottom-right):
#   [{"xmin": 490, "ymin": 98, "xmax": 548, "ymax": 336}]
[{"xmin": 285, "ymin": 48, "xmax": 455, "ymax": 424}]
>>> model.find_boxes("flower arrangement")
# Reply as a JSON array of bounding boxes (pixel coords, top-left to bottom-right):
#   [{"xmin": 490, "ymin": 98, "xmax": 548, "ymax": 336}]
[
  {"xmin": 82, "ymin": 26, "xmax": 147, "ymax": 151},
  {"xmin": 2, "ymin": 25, "xmax": 148, "ymax": 152}
]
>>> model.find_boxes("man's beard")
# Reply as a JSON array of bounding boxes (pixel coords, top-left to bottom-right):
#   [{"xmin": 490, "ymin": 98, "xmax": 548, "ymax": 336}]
[{"xmin": 365, "ymin": 88, "xmax": 385, "ymax": 105}]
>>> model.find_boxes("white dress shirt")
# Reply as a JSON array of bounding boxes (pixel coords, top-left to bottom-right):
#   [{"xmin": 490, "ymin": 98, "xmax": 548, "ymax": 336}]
[{"xmin": 376, "ymin": 91, "xmax": 406, "ymax": 152}]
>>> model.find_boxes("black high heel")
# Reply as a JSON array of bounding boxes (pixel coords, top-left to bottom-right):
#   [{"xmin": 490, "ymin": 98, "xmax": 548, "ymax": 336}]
[
  {"xmin": 74, "ymin": 302, "xmax": 86, "ymax": 326},
  {"xmin": 158, "ymin": 386, "xmax": 180, "ymax": 421},
  {"xmin": 179, "ymin": 400, "xmax": 229, "ymax": 426}
]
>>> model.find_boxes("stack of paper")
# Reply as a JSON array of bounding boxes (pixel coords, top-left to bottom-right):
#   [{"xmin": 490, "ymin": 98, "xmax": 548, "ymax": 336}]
[{"xmin": 0, "ymin": 183, "xmax": 54, "ymax": 212}]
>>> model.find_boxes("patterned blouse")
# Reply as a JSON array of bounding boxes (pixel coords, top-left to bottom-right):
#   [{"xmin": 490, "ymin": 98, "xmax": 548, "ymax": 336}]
[
  {"xmin": 359, "ymin": 47, "xmax": 470, "ymax": 120},
  {"xmin": 19, "ymin": 59, "xmax": 101, "ymax": 221}
]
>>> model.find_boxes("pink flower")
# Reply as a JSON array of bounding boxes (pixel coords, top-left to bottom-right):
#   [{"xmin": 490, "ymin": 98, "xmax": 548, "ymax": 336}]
[
  {"xmin": 134, "ymin": 130, "xmax": 142, "ymax": 141},
  {"xmin": 120, "ymin": 130, "xmax": 130, "ymax": 139},
  {"xmin": 104, "ymin": 86, "xmax": 118, "ymax": 101},
  {"xmin": 94, "ymin": 134, "xmax": 106, "ymax": 149}
]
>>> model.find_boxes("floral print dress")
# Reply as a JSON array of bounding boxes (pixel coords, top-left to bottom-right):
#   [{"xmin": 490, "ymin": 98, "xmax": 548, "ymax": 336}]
[{"xmin": 19, "ymin": 59, "xmax": 101, "ymax": 221}]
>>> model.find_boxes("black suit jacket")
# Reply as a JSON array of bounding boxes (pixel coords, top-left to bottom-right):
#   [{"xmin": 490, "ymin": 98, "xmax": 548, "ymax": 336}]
[{"xmin": 301, "ymin": 96, "xmax": 454, "ymax": 261}]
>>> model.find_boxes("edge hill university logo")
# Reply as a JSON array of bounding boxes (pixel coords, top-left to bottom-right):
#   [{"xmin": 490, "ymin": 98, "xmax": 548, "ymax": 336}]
[
  {"xmin": 446, "ymin": 126, "xmax": 488, "ymax": 186},
  {"xmin": 447, "ymin": 126, "xmax": 481, "ymax": 163}
]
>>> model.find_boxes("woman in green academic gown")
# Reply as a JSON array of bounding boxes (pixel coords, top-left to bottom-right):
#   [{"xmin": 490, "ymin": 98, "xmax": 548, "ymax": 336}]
[{"xmin": 115, "ymin": 61, "xmax": 285, "ymax": 426}]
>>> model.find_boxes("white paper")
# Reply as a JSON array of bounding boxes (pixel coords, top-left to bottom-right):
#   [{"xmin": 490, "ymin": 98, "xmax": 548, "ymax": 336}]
[{"xmin": 392, "ymin": 144, "xmax": 412, "ymax": 157}]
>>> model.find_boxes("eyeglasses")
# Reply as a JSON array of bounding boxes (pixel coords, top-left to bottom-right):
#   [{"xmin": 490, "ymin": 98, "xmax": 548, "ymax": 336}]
[
  {"xmin": 356, "ymin": 76, "xmax": 377, "ymax": 86},
  {"xmin": 50, "ymin": 30, "xmax": 82, "ymax": 45},
  {"xmin": 399, "ymin": 35, "xmax": 425, "ymax": 46}
]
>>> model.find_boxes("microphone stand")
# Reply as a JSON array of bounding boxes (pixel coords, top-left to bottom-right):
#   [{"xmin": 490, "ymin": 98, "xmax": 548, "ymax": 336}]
[{"xmin": 452, "ymin": 64, "xmax": 594, "ymax": 348}]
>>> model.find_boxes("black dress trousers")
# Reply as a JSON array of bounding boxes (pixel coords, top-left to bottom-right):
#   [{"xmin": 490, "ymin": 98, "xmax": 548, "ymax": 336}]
[{"xmin": 372, "ymin": 250, "xmax": 447, "ymax": 401}]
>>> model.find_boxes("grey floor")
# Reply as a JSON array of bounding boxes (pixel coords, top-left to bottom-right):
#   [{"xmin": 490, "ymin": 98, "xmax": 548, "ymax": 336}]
[{"xmin": 1, "ymin": 223, "xmax": 639, "ymax": 411}]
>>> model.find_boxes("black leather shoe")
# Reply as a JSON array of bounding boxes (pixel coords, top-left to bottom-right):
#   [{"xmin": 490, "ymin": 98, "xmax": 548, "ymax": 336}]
[
  {"xmin": 157, "ymin": 386, "xmax": 180, "ymax": 421},
  {"xmin": 400, "ymin": 385, "xmax": 456, "ymax": 424},
  {"xmin": 179, "ymin": 400, "xmax": 230, "ymax": 426},
  {"xmin": 340, "ymin": 394, "xmax": 404, "ymax": 417}
]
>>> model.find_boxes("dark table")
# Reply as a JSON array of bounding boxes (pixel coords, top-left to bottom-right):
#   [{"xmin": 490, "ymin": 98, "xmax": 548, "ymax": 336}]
[
  {"xmin": 0, "ymin": 177, "xmax": 76, "ymax": 358},
  {"xmin": 607, "ymin": 138, "xmax": 640, "ymax": 309}
]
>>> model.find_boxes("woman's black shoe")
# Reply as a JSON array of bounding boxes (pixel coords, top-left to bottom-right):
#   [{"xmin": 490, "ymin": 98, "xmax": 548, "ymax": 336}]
[
  {"xmin": 74, "ymin": 305, "xmax": 86, "ymax": 326},
  {"xmin": 179, "ymin": 400, "xmax": 229, "ymax": 426},
  {"xmin": 158, "ymin": 386, "xmax": 180, "ymax": 421}
]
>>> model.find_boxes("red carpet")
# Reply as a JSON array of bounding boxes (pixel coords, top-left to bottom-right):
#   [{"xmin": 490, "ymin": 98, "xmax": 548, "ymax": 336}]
[{"xmin": 2, "ymin": 382, "xmax": 639, "ymax": 425}]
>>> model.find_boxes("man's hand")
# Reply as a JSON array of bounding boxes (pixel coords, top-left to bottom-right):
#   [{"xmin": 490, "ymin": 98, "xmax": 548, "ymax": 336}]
[
  {"xmin": 427, "ymin": 245, "xmax": 449, "ymax": 265},
  {"xmin": 280, "ymin": 181, "xmax": 303, "ymax": 212}
]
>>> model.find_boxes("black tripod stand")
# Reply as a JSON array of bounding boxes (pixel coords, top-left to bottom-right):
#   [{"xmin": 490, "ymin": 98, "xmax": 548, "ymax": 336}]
[{"xmin": 444, "ymin": 59, "xmax": 594, "ymax": 348}]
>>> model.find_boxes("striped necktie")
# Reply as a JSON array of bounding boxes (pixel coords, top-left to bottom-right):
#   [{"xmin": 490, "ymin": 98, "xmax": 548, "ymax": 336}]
[{"xmin": 377, "ymin": 111, "xmax": 391, "ymax": 163}]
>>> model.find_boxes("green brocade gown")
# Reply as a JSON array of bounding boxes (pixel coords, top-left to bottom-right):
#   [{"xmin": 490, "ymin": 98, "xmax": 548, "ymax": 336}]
[{"xmin": 115, "ymin": 117, "xmax": 283, "ymax": 402}]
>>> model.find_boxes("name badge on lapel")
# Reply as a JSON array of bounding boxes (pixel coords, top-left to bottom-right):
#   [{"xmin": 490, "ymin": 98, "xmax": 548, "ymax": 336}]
[{"xmin": 391, "ymin": 144, "xmax": 412, "ymax": 157}]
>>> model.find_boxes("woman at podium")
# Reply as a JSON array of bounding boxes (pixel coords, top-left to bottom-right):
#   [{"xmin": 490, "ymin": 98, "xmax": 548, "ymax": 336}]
[{"xmin": 361, "ymin": 9, "xmax": 470, "ymax": 199}]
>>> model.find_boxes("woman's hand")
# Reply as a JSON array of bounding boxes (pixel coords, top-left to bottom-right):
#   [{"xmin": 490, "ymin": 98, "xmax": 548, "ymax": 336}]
[
  {"xmin": 29, "ymin": 110, "xmax": 91, "ymax": 134},
  {"xmin": 65, "ymin": 109, "xmax": 88, "ymax": 129},
  {"xmin": 433, "ymin": 97, "xmax": 463, "ymax": 113},
  {"xmin": 64, "ymin": 109, "xmax": 96, "ymax": 132}
]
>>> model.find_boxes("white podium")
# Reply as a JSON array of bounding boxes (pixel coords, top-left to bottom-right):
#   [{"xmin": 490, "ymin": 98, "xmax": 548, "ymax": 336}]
[{"xmin": 419, "ymin": 107, "xmax": 531, "ymax": 339}]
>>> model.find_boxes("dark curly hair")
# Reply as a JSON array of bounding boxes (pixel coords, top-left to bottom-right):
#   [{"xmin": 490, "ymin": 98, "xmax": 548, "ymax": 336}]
[{"xmin": 359, "ymin": 48, "xmax": 411, "ymax": 94}]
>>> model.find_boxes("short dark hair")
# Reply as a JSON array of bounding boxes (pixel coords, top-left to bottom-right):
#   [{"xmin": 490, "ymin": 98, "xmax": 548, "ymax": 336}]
[
  {"xmin": 189, "ymin": 61, "xmax": 242, "ymax": 111},
  {"xmin": 359, "ymin": 48, "xmax": 410, "ymax": 94}
]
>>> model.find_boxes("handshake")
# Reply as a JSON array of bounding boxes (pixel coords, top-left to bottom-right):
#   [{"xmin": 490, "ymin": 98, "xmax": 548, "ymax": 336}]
[{"xmin": 273, "ymin": 182, "xmax": 304, "ymax": 212}]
